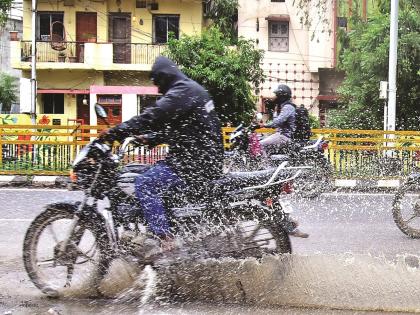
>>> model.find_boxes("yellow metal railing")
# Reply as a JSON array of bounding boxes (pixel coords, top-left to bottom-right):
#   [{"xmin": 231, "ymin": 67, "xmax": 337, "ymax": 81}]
[
  {"xmin": 222, "ymin": 127, "xmax": 420, "ymax": 179},
  {"xmin": 0, "ymin": 125, "xmax": 419, "ymax": 177}
]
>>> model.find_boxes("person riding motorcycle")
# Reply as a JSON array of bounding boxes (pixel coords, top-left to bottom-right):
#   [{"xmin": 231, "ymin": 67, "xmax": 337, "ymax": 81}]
[
  {"xmin": 98, "ymin": 56, "xmax": 224, "ymax": 249},
  {"xmin": 260, "ymin": 84, "xmax": 296, "ymax": 151},
  {"xmin": 260, "ymin": 84, "xmax": 309, "ymax": 238}
]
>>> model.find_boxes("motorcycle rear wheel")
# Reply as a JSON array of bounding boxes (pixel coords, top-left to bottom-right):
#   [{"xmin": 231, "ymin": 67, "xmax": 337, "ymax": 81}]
[
  {"xmin": 392, "ymin": 181, "xmax": 420, "ymax": 238},
  {"xmin": 23, "ymin": 205, "xmax": 111, "ymax": 297}
]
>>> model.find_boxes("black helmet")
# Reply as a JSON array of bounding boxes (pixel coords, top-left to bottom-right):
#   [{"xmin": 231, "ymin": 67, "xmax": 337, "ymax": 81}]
[{"xmin": 273, "ymin": 84, "xmax": 292, "ymax": 99}]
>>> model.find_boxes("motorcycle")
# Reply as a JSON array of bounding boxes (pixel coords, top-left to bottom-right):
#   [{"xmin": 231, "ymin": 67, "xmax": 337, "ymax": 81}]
[
  {"xmin": 392, "ymin": 171, "xmax": 420, "ymax": 238},
  {"xmin": 224, "ymin": 119, "xmax": 333, "ymax": 198},
  {"xmin": 23, "ymin": 105, "xmax": 306, "ymax": 298}
]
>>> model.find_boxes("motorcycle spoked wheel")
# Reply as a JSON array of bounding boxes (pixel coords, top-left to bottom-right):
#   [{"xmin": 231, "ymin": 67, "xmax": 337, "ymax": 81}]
[
  {"xmin": 23, "ymin": 206, "xmax": 111, "ymax": 297},
  {"xmin": 294, "ymin": 158, "xmax": 333, "ymax": 199},
  {"xmin": 392, "ymin": 181, "xmax": 420, "ymax": 238},
  {"xmin": 186, "ymin": 220, "xmax": 292, "ymax": 259}
]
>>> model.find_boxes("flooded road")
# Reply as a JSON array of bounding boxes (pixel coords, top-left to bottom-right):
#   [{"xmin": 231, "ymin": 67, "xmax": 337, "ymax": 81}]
[{"xmin": 1, "ymin": 189, "xmax": 419, "ymax": 314}]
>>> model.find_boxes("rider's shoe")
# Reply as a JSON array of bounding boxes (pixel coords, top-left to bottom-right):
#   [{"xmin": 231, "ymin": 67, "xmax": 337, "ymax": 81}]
[{"xmin": 289, "ymin": 228, "xmax": 309, "ymax": 238}]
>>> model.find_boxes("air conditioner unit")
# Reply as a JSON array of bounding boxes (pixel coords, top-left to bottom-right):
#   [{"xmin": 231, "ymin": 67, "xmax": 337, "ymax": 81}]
[{"xmin": 148, "ymin": 3, "xmax": 159, "ymax": 10}]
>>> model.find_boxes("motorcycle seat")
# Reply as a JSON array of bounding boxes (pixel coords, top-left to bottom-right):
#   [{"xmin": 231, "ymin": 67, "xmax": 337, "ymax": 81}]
[
  {"xmin": 211, "ymin": 167, "xmax": 279, "ymax": 189},
  {"xmin": 120, "ymin": 163, "xmax": 152, "ymax": 174}
]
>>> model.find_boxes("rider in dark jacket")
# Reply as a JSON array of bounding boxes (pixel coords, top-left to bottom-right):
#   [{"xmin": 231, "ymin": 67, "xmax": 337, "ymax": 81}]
[{"xmin": 100, "ymin": 56, "xmax": 224, "ymax": 241}]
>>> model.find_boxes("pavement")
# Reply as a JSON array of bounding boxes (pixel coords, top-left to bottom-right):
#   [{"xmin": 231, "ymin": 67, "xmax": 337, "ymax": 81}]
[
  {"xmin": 0, "ymin": 175, "xmax": 405, "ymax": 190},
  {"xmin": 0, "ymin": 175, "xmax": 70, "ymax": 188}
]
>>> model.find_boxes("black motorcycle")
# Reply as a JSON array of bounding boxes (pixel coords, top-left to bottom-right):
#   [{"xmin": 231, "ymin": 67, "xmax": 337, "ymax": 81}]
[
  {"xmin": 392, "ymin": 171, "xmax": 420, "ymax": 238},
  {"xmin": 225, "ymin": 122, "xmax": 333, "ymax": 198},
  {"xmin": 23, "ymin": 105, "xmax": 305, "ymax": 298}
]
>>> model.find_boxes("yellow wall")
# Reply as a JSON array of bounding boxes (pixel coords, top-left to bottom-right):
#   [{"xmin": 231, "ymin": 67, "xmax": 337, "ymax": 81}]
[
  {"xmin": 20, "ymin": 0, "xmax": 202, "ymax": 121},
  {"xmin": 104, "ymin": 71, "xmax": 151, "ymax": 86},
  {"xmin": 23, "ymin": 0, "xmax": 203, "ymax": 43},
  {"xmin": 22, "ymin": 70, "xmax": 104, "ymax": 117}
]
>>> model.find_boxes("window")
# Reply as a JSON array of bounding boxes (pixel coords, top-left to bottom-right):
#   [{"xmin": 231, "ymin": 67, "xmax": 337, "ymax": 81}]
[
  {"xmin": 268, "ymin": 21, "xmax": 289, "ymax": 52},
  {"xmin": 37, "ymin": 12, "xmax": 64, "ymax": 41},
  {"xmin": 153, "ymin": 15, "xmax": 180, "ymax": 44},
  {"xmin": 43, "ymin": 94, "xmax": 64, "ymax": 114},
  {"xmin": 137, "ymin": 95, "xmax": 161, "ymax": 114}
]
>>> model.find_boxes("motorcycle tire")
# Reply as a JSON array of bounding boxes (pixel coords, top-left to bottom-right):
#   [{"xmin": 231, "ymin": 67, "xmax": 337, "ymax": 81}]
[
  {"xmin": 392, "ymin": 180, "xmax": 420, "ymax": 238},
  {"xmin": 23, "ymin": 204, "xmax": 112, "ymax": 297}
]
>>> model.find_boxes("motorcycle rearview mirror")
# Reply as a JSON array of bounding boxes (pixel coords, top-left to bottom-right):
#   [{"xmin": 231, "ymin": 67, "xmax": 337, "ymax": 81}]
[
  {"xmin": 94, "ymin": 103, "xmax": 108, "ymax": 118},
  {"xmin": 256, "ymin": 112, "xmax": 263, "ymax": 121}
]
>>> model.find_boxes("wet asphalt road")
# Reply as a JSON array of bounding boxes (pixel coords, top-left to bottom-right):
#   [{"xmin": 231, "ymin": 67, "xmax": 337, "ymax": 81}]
[{"xmin": 0, "ymin": 189, "xmax": 419, "ymax": 314}]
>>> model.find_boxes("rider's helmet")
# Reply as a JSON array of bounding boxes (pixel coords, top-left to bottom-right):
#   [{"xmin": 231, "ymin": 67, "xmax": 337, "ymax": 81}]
[{"xmin": 273, "ymin": 84, "xmax": 292, "ymax": 102}]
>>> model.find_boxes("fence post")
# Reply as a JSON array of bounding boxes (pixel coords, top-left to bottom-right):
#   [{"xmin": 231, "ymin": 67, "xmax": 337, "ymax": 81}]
[
  {"xmin": 330, "ymin": 131, "xmax": 336, "ymax": 176},
  {"xmin": 72, "ymin": 126, "xmax": 78, "ymax": 161},
  {"xmin": 0, "ymin": 127, "xmax": 3, "ymax": 165}
]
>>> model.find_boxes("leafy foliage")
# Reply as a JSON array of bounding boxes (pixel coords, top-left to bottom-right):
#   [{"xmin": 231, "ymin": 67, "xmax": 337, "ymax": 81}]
[
  {"xmin": 309, "ymin": 114, "xmax": 320, "ymax": 129},
  {"xmin": 204, "ymin": 0, "xmax": 238, "ymax": 43},
  {"xmin": 329, "ymin": 2, "xmax": 420, "ymax": 130},
  {"xmin": 0, "ymin": 0, "xmax": 13, "ymax": 27},
  {"xmin": 292, "ymin": 0, "xmax": 331, "ymax": 40},
  {"xmin": 166, "ymin": 27, "xmax": 264, "ymax": 124},
  {"xmin": 0, "ymin": 72, "xmax": 18, "ymax": 113}
]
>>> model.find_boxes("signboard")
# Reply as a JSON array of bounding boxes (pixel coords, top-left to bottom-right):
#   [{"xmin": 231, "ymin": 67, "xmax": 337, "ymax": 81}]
[{"xmin": 379, "ymin": 81, "xmax": 388, "ymax": 99}]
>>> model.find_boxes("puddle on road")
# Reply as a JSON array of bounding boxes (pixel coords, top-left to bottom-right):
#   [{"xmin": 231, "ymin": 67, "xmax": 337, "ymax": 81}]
[{"xmin": 46, "ymin": 253, "xmax": 420, "ymax": 314}]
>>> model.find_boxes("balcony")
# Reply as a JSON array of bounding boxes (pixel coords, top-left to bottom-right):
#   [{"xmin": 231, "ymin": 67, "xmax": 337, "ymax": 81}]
[{"xmin": 11, "ymin": 41, "xmax": 167, "ymax": 71}]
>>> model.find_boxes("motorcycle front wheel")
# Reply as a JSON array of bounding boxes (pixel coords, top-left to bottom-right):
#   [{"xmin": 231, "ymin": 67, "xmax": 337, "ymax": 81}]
[
  {"xmin": 23, "ymin": 205, "xmax": 111, "ymax": 297},
  {"xmin": 392, "ymin": 180, "xmax": 420, "ymax": 238}
]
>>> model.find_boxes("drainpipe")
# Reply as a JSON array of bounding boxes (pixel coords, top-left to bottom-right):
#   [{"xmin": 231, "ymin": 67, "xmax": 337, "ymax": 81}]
[{"xmin": 31, "ymin": 0, "xmax": 37, "ymax": 124}]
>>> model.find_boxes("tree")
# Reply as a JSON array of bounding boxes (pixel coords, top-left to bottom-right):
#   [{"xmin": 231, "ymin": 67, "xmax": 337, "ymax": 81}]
[
  {"xmin": 204, "ymin": 0, "xmax": 238, "ymax": 43},
  {"xmin": 0, "ymin": 72, "xmax": 18, "ymax": 113},
  {"xmin": 166, "ymin": 27, "xmax": 264, "ymax": 124},
  {"xmin": 328, "ymin": 2, "xmax": 420, "ymax": 130},
  {"xmin": 0, "ymin": 0, "xmax": 13, "ymax": 27}
]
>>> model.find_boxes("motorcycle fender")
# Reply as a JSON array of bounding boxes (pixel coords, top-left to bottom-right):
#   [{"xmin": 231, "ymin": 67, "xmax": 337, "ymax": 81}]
[
  {"xmin": 46, "ymin": 201, "xmax": 80, "ymax": 213},
  {"xmin": 46, "ymin": 202, "xmax": 115, "ymax": 247}
]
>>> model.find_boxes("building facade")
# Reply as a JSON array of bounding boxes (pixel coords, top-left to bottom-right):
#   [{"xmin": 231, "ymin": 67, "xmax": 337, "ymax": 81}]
[
  {"xmin": 238, "ymin": 0, "xmax": 337, "ymax": 123},
  {"xmin": 10, "ymin": 0, "xmax": 203, "ymax": 126},
  {"xmin": 238, "ymin": 0, "xmax": 384, "ymax": 126}
]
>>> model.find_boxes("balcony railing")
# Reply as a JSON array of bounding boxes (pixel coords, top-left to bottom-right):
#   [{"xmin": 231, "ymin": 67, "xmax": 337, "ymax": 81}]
[
  {"xmin": 21, "ymin": 41, "xmax": 84, "ymax": 63},
  {"xmin": 131, "ymin": 43, "xmax": 166, "ymax": 64},
  {"xmin": 20, "ymin": 41, "xmax": 166, "ymax": 66}
]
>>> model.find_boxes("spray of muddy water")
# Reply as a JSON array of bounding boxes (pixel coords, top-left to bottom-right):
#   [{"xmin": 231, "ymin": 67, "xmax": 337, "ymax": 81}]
[{"xmin": 59, "ymin": 251, "xmax": 420, "ymax": 313}]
